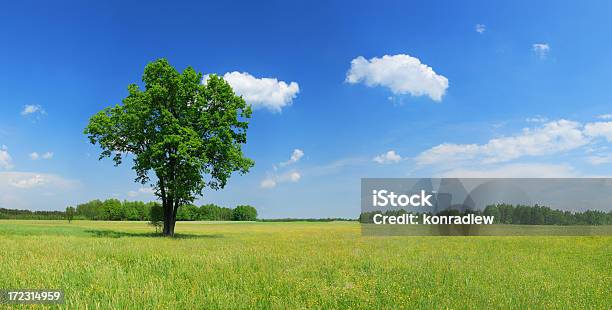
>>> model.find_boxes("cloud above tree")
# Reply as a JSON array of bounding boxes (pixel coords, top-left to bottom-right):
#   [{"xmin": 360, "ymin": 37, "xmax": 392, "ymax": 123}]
[
  {"xmin": 346, "ymin": 54, "xmax": 448, "ymax": 101},
  {"xmin": 205, "ymin": 72, "xmax": 299, "ymax": 112}
]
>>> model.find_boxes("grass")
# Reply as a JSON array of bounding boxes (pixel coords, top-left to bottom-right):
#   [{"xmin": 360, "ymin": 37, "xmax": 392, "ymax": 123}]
[{"xmin": 0, "ymin": 220, "xmax": 610, "ymax": 309}]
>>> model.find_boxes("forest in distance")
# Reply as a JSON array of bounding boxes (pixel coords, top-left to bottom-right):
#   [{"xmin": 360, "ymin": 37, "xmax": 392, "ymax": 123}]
[
  {"xmin": 0, "ymin": 199, "xmax": 257, "ymax": 222},
  {"xmin": 2, "ymin": 202, "xmax": 611, "ymax": 225}
]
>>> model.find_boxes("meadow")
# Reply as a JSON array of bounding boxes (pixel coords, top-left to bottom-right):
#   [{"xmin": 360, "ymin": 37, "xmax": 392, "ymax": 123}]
[{"xmin": 0, "ymin": 220, "xmax": 610, "ymax": 309}]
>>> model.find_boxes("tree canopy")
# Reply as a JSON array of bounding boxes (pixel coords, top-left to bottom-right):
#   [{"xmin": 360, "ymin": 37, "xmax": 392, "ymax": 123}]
[{"xmin": 84, "ymin": 58, "xmax": 254, "ymax": 236}]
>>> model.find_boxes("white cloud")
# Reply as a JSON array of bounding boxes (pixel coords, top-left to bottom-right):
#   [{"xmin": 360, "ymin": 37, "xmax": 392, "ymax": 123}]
[
  {"xmin": 417, "ymin": 143, "xmax": 481, "ymax": 166},
  {"xmin": 597, "ymin": 114, "xmax": 612, "ymax": 120},
  {"xmin": 287, "ymin": 171, "xmax": 301, "ymax": 182},
  {"xmin": 373, "ymin": 150, "xmax": 402, "ymax": 164},
  {"xmin": 260, "ymin": 170, "xmax": 301, "ymax": 189},
  {"xmin": 206, "ymin": 72, "xmax": 299, "ymax": 112},
  {"xmin": 417, "ymin": 119, "xmax": 612, "ymax": 169},
  {"xmin": 21, "ymin": 104, "xmax": 45, "ymax": 116},
  {"xmin": 440, "ymin": 163, "xmax": 577, "ymax": 178},
  {"xmin": 584, "ymin": 121, "xmax": 612, "ymax": 141},
  {"xmin": 260, "ymin": 178, "xmax": 277, "ymax": 189},
  {"xmin": 0, "ymin": 172, "xmax": 76, "ymax": 189},
  {"xmin": 10, "ymin": 174, "xmax": 46, "ymax": 188},
  {"xmin": 0, "ymin": 145, "xmax": 12, "ymax": 169},
  {"xmin": 279, "ymin": 149, "xmax": 304, "ymax": 167},
  {"xmin": 532, "ymin": 43, "xmax": 550, "ymax": 59},
  {"xmin": 475, "ymin": 24, "xmax": 486, "ymax": 34},
  {"xmin": 128, "ymin": 186, "xmax": 155, "ymax": 197},
  {"xmin": 263, "ymin": 149, "xmax": 305, "ymax": 188},
  {"xmin": 29, "ymin": 151, "xmax": 53, "ymax": 160},
  {"xmin": 346, "ymin": 54, "xmax": 449, "ymax": 101},
  {"xmin": 417, "ymin": 120, "xmax": 589, "ymax": 165},
  {"xmin": 0, "ymin": 172, "xmax": 79, "ymax": 209}
]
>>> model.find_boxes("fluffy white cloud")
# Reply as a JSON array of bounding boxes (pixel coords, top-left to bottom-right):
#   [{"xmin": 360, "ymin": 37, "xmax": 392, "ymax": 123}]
[
  {"xmin": 21, "ymin": 104, "xmax": 45, "ymax": 116},
  {"xmin": 533, "ymin": 43, "xmax": 550, "ymax": 58},
  {"xmin": 440, "ymin": 163, "xmax": 577, "ymax": 178},
  {"xmin": 0, "ymin": 145, "xmax": 12, "ymax": 169},
  {"xmin": 260, "ymin": 171, "xmax": 301, "ymax": 189},
  {"xmin": 584, "ymin": 121, "xmax": 612, "ymax": 141},
  {"xmin": 475, "ymin": 24, "xmax": 486, "ymax": 34},
  {"xmin": 373, "ymin": 150, "xmax": 402, "ymax": 164},
  {"xmin": 346, "ymin": 54, "xmax": 449, "ymax": 101},
  {"xmin": 279, "ymin": 149, "xmax": 304, "ymax": 167},
  {"xmin": 206, "ymin": 72, "xmax": 299, "ymax": 112},
  {"xmin": 417, "ymin": 120, "xmax": 589, "ymax": 165},
  {"xmin": 29, "ymin": 151, "xmax": 53, "ymax": 160}
]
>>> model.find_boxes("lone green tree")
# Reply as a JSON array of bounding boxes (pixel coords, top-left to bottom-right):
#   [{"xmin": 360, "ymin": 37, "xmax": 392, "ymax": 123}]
[
  {"xmin": 65, "ymin": 206, "xmax": 75, "ymax": 223},
  {"xmin": 85, "ymin": 58, "xmax": 254, "ymax": 236}
]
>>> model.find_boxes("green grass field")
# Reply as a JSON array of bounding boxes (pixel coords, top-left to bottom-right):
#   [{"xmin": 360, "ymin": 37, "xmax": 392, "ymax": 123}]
[{"xmin": 0, "ymin": 220, "xmax": 610, "ymax": 309}]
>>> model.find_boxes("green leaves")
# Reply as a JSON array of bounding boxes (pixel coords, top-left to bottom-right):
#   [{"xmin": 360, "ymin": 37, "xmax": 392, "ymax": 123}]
[{"xmin": 85, "ymin": 58, "xmax": 254, "ymax": 208}]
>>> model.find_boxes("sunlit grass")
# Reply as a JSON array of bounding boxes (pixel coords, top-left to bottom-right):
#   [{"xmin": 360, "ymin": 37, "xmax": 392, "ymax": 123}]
[{"xmin": 0, "ymin": 220, "xmax": 610, "ymax": 308}]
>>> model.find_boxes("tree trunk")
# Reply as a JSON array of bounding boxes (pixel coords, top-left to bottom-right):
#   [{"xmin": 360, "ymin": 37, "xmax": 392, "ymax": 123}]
[{"xmin": 162, "ymin": 200, "xmax": 176, "ymax": 237}]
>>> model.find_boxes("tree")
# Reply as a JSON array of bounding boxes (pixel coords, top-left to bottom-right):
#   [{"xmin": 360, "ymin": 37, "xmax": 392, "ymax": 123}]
[
  {"xmin": 233, "ymin": 205, "xmax": 257, "ymax": 221},
  {"xmin": 103, "ymin": 198, "xmax": 124, "ymax": 220},
  {"xmin": 65, "ymin": 206, "xmax": 75, "ymax": 223},
  {"xmin": 176, "ymin": 204, "xmax": 198, "ymax": 221},
  {"xmin": 85, "ymin": 58, "xmax": 254, "ymax": 236},
  {"xmin": 198, "ymin": 203, "xmax": 220, "ymax": 220}
]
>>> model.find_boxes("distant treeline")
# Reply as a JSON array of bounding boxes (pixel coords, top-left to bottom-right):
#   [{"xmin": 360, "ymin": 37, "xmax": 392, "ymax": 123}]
[
  {"xmin": 360, "ymin": 204, "xmax": 612, "ymax": 225},
  {"xmin": 76, "ymin": 200, "xmax": 257, "ymax": 221},
  {"xmin": 0, "ymin": 208, "xmax": 66, "ymax": 220},
  {"xmin": 0, "ymin": 199, "xmax": 258, "ymax": 221},
  {"xmin": 482, "ymin": 204, "xmax": 610, "ymax": 225}
]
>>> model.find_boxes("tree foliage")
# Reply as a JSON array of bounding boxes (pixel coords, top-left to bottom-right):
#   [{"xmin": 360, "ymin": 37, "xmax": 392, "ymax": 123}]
[
  {"xmin": 232, "ymin": 205, "xmax": 258, "ymax": 221},
  {"xmin": 65, "ymin": 206, "xmax": 75, "ymax": 223},
  {"xmin": 84, "ymin": 58, "xmax": 254, "ymax": 236}
]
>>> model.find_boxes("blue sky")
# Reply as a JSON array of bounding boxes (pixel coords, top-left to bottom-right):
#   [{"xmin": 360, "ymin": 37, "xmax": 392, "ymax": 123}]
[{"xmin": 2, "ymin": 0, "xmax": 612, "ymax": 217}]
